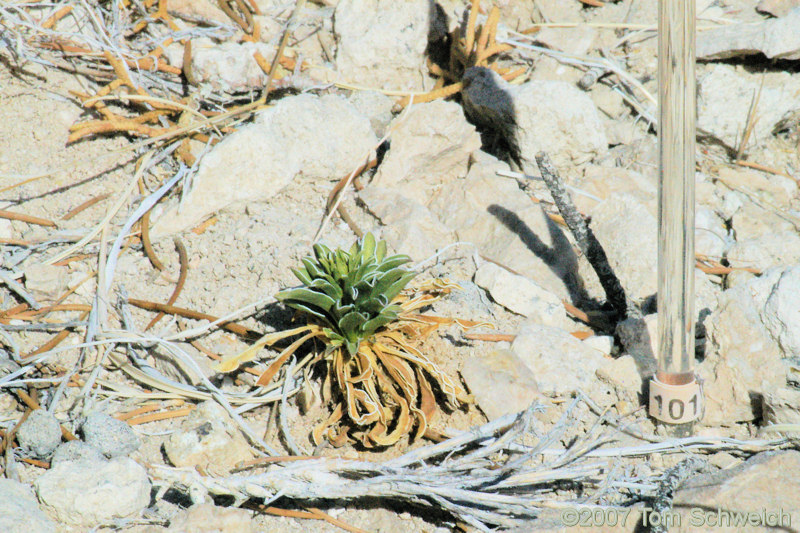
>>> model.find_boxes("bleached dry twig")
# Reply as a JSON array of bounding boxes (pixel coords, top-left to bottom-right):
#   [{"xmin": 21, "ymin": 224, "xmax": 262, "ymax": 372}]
[{"xmin": 148, "ymin": 396, "xmax": 792, "ymax": 531}]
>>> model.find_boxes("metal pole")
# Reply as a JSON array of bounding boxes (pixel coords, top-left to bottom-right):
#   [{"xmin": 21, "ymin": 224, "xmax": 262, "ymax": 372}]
[{"xmin": 649, "ymin": 0, "xmax": 703, "ymax": 430}]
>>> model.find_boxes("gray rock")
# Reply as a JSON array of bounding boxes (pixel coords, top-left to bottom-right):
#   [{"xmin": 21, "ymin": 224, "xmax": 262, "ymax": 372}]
[
  {"xmin": 697, "ymin": 8, "xmax": 800, "ymax": 60},
  {"xmin": 359, "ymin": 186, "xmax": 455, "ymax": 262},
  {"xmin": 673, "ymin": 451, "xmax": 800, "ymax": 532},
  {"xmin": 334, "ymin": 0, "xmax": 431, "ymax": 91},
  {"xmin": 513, "ymin": 79, "xmax": 607, "ymax": 167},
  {"xmin": 700, "ymin": 268, "xmax": 788, "ymax": 424},
  {"xmin": 718, "ymin": 188, "xmax": 744, "ymax": 221},
  {"xmin": 511, "ymin": 322, "xmax": 609, "ymax": 396},
  {"xmin": 726, "ymin": 268, "xmax": 757, "ymax": 288},
  {"xmin": 35, "ymin": 457, "xmax": 151, "ymax": 527},
  {"xmin": 428, "ymin": 152, "xmax": 582, "ymax": 300},
  {"xmin": 0, "ymin": 479, "xmax": 57, "ymax": 533},
  {"xmin": 757, "ymin": 0, "xmax": 800, "ymax": 17},
  {"xmin": 763, "ymin": 387, "xmax": 800, "ymax": 426},
  {"xmin": 698, "ymin": 64, "xmax": 800, "ymax": 149},
  {"xmin": 696, "ymin": 268, "xmax": 721, "ymax": 338},
  {"xmin": 164, "ymin": 400, "xmax": 253, "ymax": 474},
  {"xmin": 16, "ymin": 409, "xmax": 62, "ymax": 459},
  {"xmin": 430, "ymin": 280, "xmax": 495, "ymax": 324},
  {"xmin": 152, "ymin": 94, "xmax": 376, "ymax": 236},
  {"xmin": 461, "ymin": 349, "xmax": 541, "ymax": 420},
  {"xmin": 590, "ymin": 83, "xmax": 627, "ymax": 120},
  {"xmin": 726, "ymin": 231, "xmax": 800, "ymax": 271},
  {"xmin": 81, "ymin": 411, "xmax": 141, "ymax": 458},
  {"xmin": 50, "ymin": 441, "xmax": 106, "ymax": 467},
  {"xmin": 588, "ymin": 194, "xmax": 658, "ymax": 300},
  {"xmin": 473, "ymin": 262, "xmax": 570, "ymax": 328},
  {"xmin": 761, "ymin": 265, "xmax": 800, "ymax": 358},
  {"xmin": 372, "ymin": 100, "xmax": 481, "ymax": 205},
  {"xmin": 707, "ymin": 451, "xmax": 740, "ymax": 470},
  {"xmin": 347, "ymin": 90, "xmax": 394, "ymax": 137}
]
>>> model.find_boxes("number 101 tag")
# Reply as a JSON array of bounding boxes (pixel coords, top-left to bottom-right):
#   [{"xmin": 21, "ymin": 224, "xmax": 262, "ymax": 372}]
[{"xmin": 649, "ymin": 376, "xmax": 703, "ymax": 424}]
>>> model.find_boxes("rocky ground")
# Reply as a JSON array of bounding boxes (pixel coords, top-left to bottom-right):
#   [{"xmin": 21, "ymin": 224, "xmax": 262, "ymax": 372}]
[{"xmin": 2, "ymin": 0, "xmax": 800, "ymax": 531}]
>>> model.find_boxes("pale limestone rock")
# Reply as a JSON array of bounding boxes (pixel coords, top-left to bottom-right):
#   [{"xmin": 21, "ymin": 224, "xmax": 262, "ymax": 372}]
[
  {"xmin": 473, "ymin": 262, "xmax": 569, "ymax": 328},
  {"xmin": 673, "ymin": 451, "xmax": 800, "ymax": 533},
  {"xmin": 697, "ymin": 9, "xmax": 800, "ymax": 60},
  {"xmin": 461, "ymin": 349, "xmax": 541, "ymax": 420},
  {"xmin": 152, "ymin": 94, "xmax": 375, "ymax": 237},
  {"xmin": 164, "ymin": 401, "xmax": 253, "ymax": 474},
  {"xmin": 588, "ymin": 194, "xmax": 658, "ymax": 300},
  {"xmin": 359, "ymin": 186, "xmax": 455, "ymax": 262},
  {"xmin": 511, "ymin": 322, "xmax": 608, "ymax": 396},
  {"xmin": 372, "ymin": 100, "xmax": 481, "ymax": 205},
  {"xmin": 334, "ymin": 0, "xmax": 431, "ymax": 91},
  {"xmin": 0, "ymin": 479, "xmax": 56, "ymax": 533},
  {"xmin": 428, "ymin": 152, "xmax": 582, "ymax": 300},
  {"xmin": 762, "ymin": 387, "xmax": 800, "ymax": 427},
  {"xmin": 698, "ymin": 64, "xmax": 800, "ymax": 148},
  {"xmin": 35, "ymin": 457, "xmax": 151, "ymax": 527}
]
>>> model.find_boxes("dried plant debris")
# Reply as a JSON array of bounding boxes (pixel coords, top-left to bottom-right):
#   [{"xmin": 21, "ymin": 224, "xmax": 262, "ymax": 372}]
[
  {"xmin": 0, "ymin": 0, "xmax": 306, "ymax": 167},
  {"xmin": 399, "ymin": 0, "xmax": 526, "ymax": 106},
  {"xmin": 216, "ymin": 233, "xmax": 487, "ymax": 448}
]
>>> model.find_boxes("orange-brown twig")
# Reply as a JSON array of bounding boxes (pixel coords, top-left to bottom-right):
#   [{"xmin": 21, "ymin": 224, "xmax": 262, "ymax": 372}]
[
  {"xmin": 126, "ymin": 406, "xmax": 194, "ymax": 425},
  {"xmin": 127, "ymin": 298, "xmax": 261, "ymax": 338},
  {"xmin": 397, "ymin": 82, "xmax": 463, "ymax": 108},
  {"xmin": 145, "ymin": 237, "xmax": 189, "ymax": 331},
  {"xmin": 0, "ymin": 209, "xmax": 56, "ymax": 227},
  {"xmin": 61, "ymin": 193, "xmax": 111, "ymax": 220},
  {"xmin": 23, "ymin": 310, "xmax": 90, "ymax": 359},
  {"xmin": 41, "ymin": 5, "xmax": 73, "ymax": 29}
]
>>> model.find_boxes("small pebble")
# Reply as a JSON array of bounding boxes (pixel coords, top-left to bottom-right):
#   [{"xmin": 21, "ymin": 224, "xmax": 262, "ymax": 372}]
[
  {"xmin": 81, "ymin": 411, "xmax": 141, "ymax": 458},
  {"xmin": 16, "ymin": 409, "xmax": 62, "ymax": 459}
]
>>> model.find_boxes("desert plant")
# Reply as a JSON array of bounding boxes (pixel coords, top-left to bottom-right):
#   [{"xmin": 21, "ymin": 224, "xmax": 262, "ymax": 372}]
[
  {"xmin": 215, "ymin": 233, "xmax": 482, "ymax": 447},
  {"xmin": 277, "ymin": 234, "xmax": 416, "ymax": 357}
]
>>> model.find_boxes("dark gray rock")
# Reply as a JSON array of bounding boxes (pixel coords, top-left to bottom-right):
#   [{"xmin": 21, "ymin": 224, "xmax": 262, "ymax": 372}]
[
  {"xmin": 16, "ymin": 409, "xmax": 62, "ymax": 459},
  {"xmin": 81, "ymin": 411, "xmax": 141, "ymax": 458}
]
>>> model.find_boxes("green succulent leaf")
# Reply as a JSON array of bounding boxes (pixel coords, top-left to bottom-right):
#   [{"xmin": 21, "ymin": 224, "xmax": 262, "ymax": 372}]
[
  {"xmin": 362, "ymin": 308, "xmax": 399, "ymax": 338},
  {"xmin": 277, "ymin": 233, "xmax": 417, "ymax": 351},
  {"xmin": 376, "ymin": 254, "xmax": 412, "ymax": 273},
  {"xmin": 369, "ymin": 269, "xmax": 411, "ymax": 302},
  {"xmin": 308, "ymin": 278, "xmax": 343, "ymax": 300},
  {"xmin": 291, "ymin": 266, "xmax": 312, "ymax": 286},
  {"xmin": 276, "ymin": 287, "xmax": 336, "ymax": 312},
  {"xmin": 376, "ymin": 239, "xmax": 387, "ymax": 262},
  {"xmin": 383, "ymin": 271, "xmax": 417, "ymax": 302},
  {"xmin": 338, "ymin": 311, "xmax": 367, "ymax": 340},
  {"xmin": 302, "ymin": 257, "xmax": 328, "ymax": 281}
]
